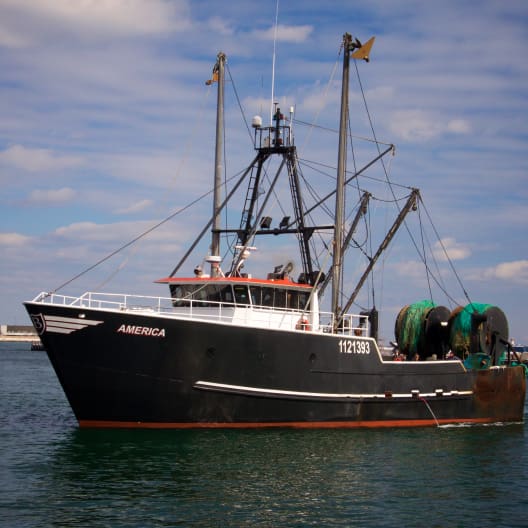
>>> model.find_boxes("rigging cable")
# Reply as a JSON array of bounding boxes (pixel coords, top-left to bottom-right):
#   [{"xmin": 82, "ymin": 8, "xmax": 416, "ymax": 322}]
[
  {"xmin": 226, "ymin": 63, "xmax": 253, "ymax": 143},
  {"xmin": 225, "ymin": 61, "xmax": 265, "ymax": 262},
  {"xmin": 417, "ymin": 203, "xmax": 434, "ymax": 302},
  {"xmin": 345, "ymin": 103, "xmax": 374, "ymax": 310},
  {"xmin": 419, "ymin": 198, "xmax": 472, "ymax": 305},
  {"xmin": 81, "ymin": 80, "xmax": 216, "ymax": 291},
  {"xmin": 352, "ymin": 59, "xmax": 470, "ymax": 306},
  {"xmin": 285, "ymin": 40, "xmax": 342, "ymax": 275},
  {"xmin": 227, "ymin": 60, "xmax": 314, "ymax": 274},
  {"xmin": 270, "ymin": 0, "xmax": 280, "ymax": 125},
  {"xmin": 298, "ymin": 44, "xmax": 341, "ymax": 154},
  {"xmin": 377, "ymin": 149, "xmax": 396, "ymax": 313},
  {"xmin": 367, "ymin": 197, "xmax": 376, "ymax": 309},
  {"xmin": 50, "ymin": 171, "xmax": 243, "ymax": 295},
  {"xmin": 294, "ymin": 118, "xmax": 393, "ymax": 147},
  {"xmin": 298, "ymin": 157, "xmax": 411, "ymax": 191},
  {"xmin": 418, "ymin": 205, "xmax": 452, "ymax": 307}
]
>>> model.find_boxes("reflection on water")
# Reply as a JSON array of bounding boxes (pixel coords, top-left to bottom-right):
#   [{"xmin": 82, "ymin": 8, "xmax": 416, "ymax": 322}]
[
  {"xmin": 1, "ymin": 346, "xmax": 527, "ymax": 527},
  {"xmin": 29, "ymin": 424, "xmax": 527, "ymax": 527}
]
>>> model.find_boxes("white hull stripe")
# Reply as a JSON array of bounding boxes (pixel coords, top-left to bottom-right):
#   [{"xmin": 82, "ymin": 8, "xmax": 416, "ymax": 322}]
[
  {"xmin": 194, "ymin": 381, "xmax": 473, "ymax": 400},
  {"xmin": 43, "ymin": 314, "xmax": 103, "ymax": 335}
]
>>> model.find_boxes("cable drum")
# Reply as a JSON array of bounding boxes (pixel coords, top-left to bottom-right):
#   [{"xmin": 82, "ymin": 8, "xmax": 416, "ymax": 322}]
[
  {"xmin": 448, "ymin": 303, "xmax": 509, "ymax": 360},
  {"xmin": 394, "ymin": 301, "xmax": 450, "ymax": 359}
]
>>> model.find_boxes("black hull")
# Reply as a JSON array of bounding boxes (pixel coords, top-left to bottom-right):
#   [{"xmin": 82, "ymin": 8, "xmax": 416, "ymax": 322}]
[{"xmin": 25, "ymin": 302, "xmax": 526, "ymax": 428}]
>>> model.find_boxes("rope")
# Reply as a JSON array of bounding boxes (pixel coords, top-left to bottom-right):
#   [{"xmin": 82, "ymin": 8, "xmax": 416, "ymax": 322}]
[
  {"xmin": 418, "ymin": 205, "xmax": 434, "ymax": 302},
  {"xmin": 67, "ymin": 59, "xmax": 254, "ymax": 291},
  {"xmin": 419, "ymin": 199, "xmax": 472, "ymax": 306},
  {"xmin": 352, "ymin": 59, "xmax": 471, "ymax": 308},
  {"xmin": 50, "ymin": 173, "xmax": 241, "ymax": 294},
  {"xmin": 270, "ymin": 0, "xmax": 280, "ymax": 125},
  {"xmin": 298, "ymin": 44, "xmax": 341, "ymax": 155},
  {"xmin": 53, "ymin": 80, "xmax": 217, "ymax": 293},
  {"xmin": 226, "ymin": 63, "xmax": 253, "ymax": 143}
]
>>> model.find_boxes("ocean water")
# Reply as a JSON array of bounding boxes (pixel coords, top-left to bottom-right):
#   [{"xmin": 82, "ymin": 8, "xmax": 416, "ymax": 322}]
[{"xmin": 1, "ymin": 342, "xmax": 527, "ymax": 528}]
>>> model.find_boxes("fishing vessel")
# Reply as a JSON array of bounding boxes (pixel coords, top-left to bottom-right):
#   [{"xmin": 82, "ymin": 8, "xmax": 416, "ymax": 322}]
[{"xmin": 24, "ymin": 34, "xmax": 526, "ymax": 428}]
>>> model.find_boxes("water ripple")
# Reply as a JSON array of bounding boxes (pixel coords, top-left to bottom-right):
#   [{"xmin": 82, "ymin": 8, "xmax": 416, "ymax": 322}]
[{"xmin": 1, "ymin": 346, "xmax": 527, "ymax": 527}]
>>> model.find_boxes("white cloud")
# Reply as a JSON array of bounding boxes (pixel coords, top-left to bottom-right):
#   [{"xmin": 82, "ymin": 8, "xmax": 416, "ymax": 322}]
[
  {"xmin": 115, "ymin": 199, "xmax": 154, "ymax": 215},
  {"xmin": 0, "ymin": 24, "xmax": 30, "ymax": 48},
  {"xmin": 392, "ymin": 260, "xmax": 428, "ymax": 280},
  {"xmin": 447, "ymin": 119, "xmax": 471, "ymax": 134},
  {"xmin": 253, "ymin": 24, "xmax": 313, "ymax": 43},
  {"xmin": 0, "ymin": 0, "xmax": 190, "ymax": 41},
  {"xmin": 364, "ymin": 85, "xmax": 395, "ymax": 103},
  {"xmin": 0, "ymin": 145, "xmax": 83, "ymax": 172},
  {"xmin": 28, "ymin": 187, "xmax": 76, "ymax": 205},
  {"xmin": 54, "ymin": 221, "xmax": 131, "ymax": 242},
  {"xmin": 433, "ymin": 238, "xmax": 471, "ymax": 262},
  {"xmin": 480, "ymin": 260, "xmax": 528, "ymax": 284},
  {"xmin": 53, "ymin": 219, "xmax": 183, "ymax": 244},
  {"xmin": 388, "ymin": 111, "xmax": 472, "ymax": 142},
  {"xmin": 389, "ymin": 110, "xmax": 442, "ymax": 142},
  {"xmin": 207, "ymin": 16, "xmax": 234, "ymax": 36},
  {"xmin": 0, "ymin": 232, "xmax": 32, "ymax": 246}
]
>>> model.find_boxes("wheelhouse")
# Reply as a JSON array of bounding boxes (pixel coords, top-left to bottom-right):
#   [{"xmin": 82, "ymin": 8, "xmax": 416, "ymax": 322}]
[{"xmin": 155, "ymin": 277, "xmax": 313, "ymax": 312}]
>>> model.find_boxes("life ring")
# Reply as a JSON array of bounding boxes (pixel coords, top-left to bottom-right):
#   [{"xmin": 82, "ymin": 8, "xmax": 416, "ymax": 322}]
[{"xmin": 296, "ymin": 317, "xmax": 311, "ymax": 331}]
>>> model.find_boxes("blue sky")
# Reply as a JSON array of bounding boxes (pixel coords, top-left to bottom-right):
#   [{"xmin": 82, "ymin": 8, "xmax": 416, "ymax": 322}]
[{"xmin": 1, "ymin": 0, "xmax": 527, "ymax": 344}]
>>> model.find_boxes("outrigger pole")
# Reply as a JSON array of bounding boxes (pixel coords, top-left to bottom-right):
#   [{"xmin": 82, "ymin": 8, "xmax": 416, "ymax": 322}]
[
  {"xmin": 319, "ymin": 191, "xmax": 371, "ymax": 297},
  {"xmin": 337, "ymin": 188, "xmax": 421, "ymax": 325}
]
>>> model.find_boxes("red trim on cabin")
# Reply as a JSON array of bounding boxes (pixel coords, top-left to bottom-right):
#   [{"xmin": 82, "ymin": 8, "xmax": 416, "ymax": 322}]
[
  {"xmin": 155, "ymin": 276, "xmax": 312, "ymax": 288},
  {"xmin": 78, "ymin": 417, "xmax": 493, "ymax": 429}
]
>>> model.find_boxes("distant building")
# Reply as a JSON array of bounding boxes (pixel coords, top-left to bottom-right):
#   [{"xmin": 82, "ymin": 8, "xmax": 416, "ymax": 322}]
[{"xmin": 0, "ymin": 325, "xmax": 37, "ymax": 339}]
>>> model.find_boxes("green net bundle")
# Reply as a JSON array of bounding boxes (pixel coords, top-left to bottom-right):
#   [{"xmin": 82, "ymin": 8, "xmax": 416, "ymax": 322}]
[
  {"xmin": 395, "ymin": 300, "xmax": 436, "ymax": 356},
  {"xmin": 449, "ymin": 303, "xmax": 492, "ymax": 357}
]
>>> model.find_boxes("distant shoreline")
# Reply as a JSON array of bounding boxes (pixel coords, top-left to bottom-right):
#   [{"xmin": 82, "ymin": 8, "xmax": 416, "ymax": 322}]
[
  {"xmin": 1, "ymin": 324, "xmax": 38, "ymax": 342},
  {"xmin": 0, "ymin": 336, "xmax": 38, "ymax": 342}
]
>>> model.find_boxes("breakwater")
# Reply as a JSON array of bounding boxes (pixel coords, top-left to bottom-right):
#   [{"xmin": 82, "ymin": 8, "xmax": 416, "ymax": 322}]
[{"xmin": 0, "ymin": 324, "xmax": 37, "ymax": 342}]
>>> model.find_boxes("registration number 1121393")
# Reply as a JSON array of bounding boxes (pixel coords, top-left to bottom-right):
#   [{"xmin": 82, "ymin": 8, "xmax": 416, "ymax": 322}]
[{"xmin": 338, "ymin": 339, "xmax": 371, "ymax": 355}]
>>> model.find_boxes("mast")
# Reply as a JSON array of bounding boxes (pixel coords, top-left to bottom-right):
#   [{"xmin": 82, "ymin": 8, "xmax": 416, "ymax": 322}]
[
  {"xmin": 332, "ymin": 33, "xmax": 374, "ymax": 322},
  {"xmin": 210, "ymin": 52, "xmax": 226, "ymax": 276},
  {"xmin": 331, "ymin": 33, "xmax": 353, "ymax": 319}
]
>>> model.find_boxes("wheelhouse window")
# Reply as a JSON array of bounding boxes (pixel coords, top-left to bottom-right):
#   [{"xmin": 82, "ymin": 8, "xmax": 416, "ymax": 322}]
[
  {"xmin": 202, "ymin": 285, "xmax": 233, "ymax": 304},
  {"xmin": 170, "ymin": 285, "xmax": 193, "ymax": 307},
  {"xmin": 251, "ymin": 286, "xmax": 309, "ymax": 310},
  {"xmin": 274, "ymin": 288, "xmax": 286, "ymax": 308},
  {"xmin": 169, "ymin": 283, "xmax": 310, "ymax": 311},
  {"xmin": 289, "ymin": 290, "xmax": 309, "ymax": 311},
  {"xmin": 170, "ymin": 284, "xmax": 233, "ymax": 307},
  {"xmin": 233, "ymin": 285, "xmax": 250, "ymax": 305}
]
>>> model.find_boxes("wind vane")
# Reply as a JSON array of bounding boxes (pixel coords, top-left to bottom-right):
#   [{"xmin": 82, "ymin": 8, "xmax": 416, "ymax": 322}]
[{"xmin": 350, "ymin": 36, "xmax": 375, "ymax": 62}]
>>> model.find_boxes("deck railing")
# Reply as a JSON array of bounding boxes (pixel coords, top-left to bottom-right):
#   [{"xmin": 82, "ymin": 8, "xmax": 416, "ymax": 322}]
[{"xmin": 31, "ymin": 291, "xmax": 371, "ymax": 336}]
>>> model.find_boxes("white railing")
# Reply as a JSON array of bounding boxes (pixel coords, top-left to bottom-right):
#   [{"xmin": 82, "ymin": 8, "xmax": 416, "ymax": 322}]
[
  {"xmin": 31, "ymin": 291, "xmax": 371, "ymax": 336},
  {"xmin": 318, "ymin": 312, "xmax": 371, "ymax": 337}
]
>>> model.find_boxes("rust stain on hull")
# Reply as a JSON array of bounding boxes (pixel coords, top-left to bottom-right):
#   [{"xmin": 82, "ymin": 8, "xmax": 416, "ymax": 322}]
[{"xmin": 473, "ymin": 366, "xmax": 526, "ymax": 422}]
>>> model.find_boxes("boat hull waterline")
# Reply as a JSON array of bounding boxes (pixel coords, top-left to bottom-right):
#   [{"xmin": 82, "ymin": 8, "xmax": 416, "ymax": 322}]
[{"xmin": 25, "ymin": 302, "xmax": 526, "ymax": 428}]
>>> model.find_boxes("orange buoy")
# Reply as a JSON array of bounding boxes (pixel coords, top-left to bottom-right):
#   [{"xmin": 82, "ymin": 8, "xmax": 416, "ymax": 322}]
[{"xmin": 295, "ymin": 318, "xmax": 311, "ymax": 331}]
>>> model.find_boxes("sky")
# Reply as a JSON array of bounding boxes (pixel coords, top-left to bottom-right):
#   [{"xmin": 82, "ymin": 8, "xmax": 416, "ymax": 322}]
[{"xmin": 1, "ymin": 0, "xmax": 527, "ymax": 344}]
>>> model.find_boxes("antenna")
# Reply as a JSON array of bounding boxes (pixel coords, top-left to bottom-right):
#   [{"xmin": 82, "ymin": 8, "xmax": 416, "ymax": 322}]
[{"xmin": 270, "ymin": 0, "xmax": 279, "ymax": 125}]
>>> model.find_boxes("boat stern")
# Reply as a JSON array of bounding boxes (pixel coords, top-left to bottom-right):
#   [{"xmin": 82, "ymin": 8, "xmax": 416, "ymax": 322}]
[{"xmin": 473, "ymin": 366, "xmax": 526, "ymax": 423}]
